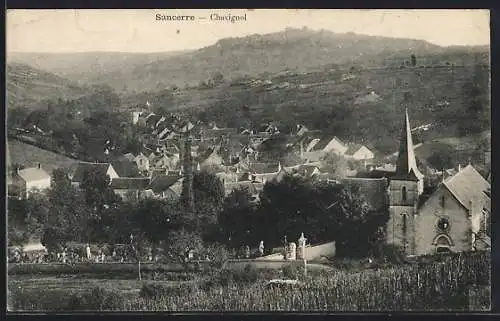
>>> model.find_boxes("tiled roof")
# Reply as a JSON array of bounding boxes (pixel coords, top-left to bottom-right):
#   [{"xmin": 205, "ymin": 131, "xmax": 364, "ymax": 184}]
[
  {"xmin": 149, "ymin": 174, "xmax": 182, "ymax": 193},
  {"xmin": 311, "ymin": 137, "xmax": 344, "ymax": 152},
  {"xmin": 249, "ymin": 162, "xmax": 279, "ymax": 174},
  {"xmin": 443, "ymin": 165, "xmax": 490, "ymax": 211},
  {"xmin": 111, "ymin": 160, "xmax": 141, "ymax": 178},
  {"xmin": 344, "ymin": 144, "xmax": 364, "ymax": 156},
  {"xmin": 121, "ymin": 153, "xmax": 136, "ymax": 162},
  {"xmin": 224, "ymin": 181, "xmax": 264, "ymax": 195},
  {"xmin": 70, "ymin": 162, "xmax": 111, "ymax": 182},
  {"xmin": 110, "ymin": 177, "xmax": 150, "ymax": 190},
  {"xmin": 342, "ymin": 177, "xmax": 389, "ymax": 211},
  {"xmin": 18, "ymin": 167, "xmax": 51, "ymax": 182}
]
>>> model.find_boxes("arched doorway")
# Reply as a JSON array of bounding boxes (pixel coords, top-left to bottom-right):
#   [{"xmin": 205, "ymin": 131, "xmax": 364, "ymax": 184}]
[{"xmin": 433, "ymin": 234, "xmax": 453, "ymax": 254}]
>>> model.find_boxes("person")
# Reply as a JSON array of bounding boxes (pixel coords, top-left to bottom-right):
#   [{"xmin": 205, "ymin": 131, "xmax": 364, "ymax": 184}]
[
  {"xmin": 86, "ymin": 244, "xmax": 91, "ymax": 260},
  {"xmin": 258, "ymin": 241, "xmax": 264, "ymax": 256},
  {"xmin": 101, "ymin": 252, "xmax": 105, "ymax": 263}
]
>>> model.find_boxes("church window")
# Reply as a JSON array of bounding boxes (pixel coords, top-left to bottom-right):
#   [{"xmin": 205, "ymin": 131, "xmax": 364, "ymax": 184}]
[
  {"xmin": 437, "ymin": 217, "xmax": 450, "ymax": 232},
  {"xmin": 401, "ymin": 212, "xmax": 408, "ymax": 252},
  {"xmin": 440, "ymin": 196, "xmax": 445, "ymax": 208},
  {"xmin": 402, "ymin": 186, "xmax": 407, "ymax": 202}
]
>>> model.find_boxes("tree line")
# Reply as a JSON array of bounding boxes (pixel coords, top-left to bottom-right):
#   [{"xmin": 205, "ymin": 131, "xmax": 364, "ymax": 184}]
[{"xmin": 8, "ymin": 167, "xmax": 389, "ymax": 260}]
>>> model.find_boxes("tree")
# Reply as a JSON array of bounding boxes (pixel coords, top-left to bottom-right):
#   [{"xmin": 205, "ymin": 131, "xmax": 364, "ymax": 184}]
[
  {"xmin": 426, "ymin": 144, "xmax": 455, "ymax": 170},
  {"xmin": 218, "ymin": 187, "xmax": 256, "ymax": 247},
  {"xmin": 320, "ymin": 152, "xmax": 349, "ymax": 180},
  {"xmin": 411, "ymin": 54, "xmax": 417, "ymax": 67},
  {"xmin": 255, "ymin": 175, "xmax": 389, "ymax": 258},
  {"xmin": 79, "ymin": 168, "xmax": 120, "ymax": 242},
  {"xmin": 162, "ymin": 229, "xmax": 204, "ymax": 264},
  {"xmin": 46, "ymin": 168, "xmax": 89, "ymax": 243}
]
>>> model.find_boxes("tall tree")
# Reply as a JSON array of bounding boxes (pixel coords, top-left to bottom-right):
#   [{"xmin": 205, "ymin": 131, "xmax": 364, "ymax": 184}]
[{"xmin": 79, "ymin": 167, "xmax": 119, "ymax": 242}]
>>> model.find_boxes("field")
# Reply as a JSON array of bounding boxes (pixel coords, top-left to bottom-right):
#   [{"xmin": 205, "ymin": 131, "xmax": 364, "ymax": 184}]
[
  {"xmin": 8, "ymin": 252, "xmax": 491, "ymax": 312},
  {"xmin": 7, "ymin": 138, "xmax": 79, "ymax": 175}
]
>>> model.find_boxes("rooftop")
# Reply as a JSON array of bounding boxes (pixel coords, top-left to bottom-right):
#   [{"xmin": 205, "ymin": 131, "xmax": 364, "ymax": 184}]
[{"xmin": 18, "ymin": 166, "xmax": 51, "ymax": 182}]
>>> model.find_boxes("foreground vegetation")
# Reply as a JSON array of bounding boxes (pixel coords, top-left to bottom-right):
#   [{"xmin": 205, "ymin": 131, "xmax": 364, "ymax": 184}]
[{"xmin": 8, "ymin": 252, "xmax": 490, "ymax": 311}]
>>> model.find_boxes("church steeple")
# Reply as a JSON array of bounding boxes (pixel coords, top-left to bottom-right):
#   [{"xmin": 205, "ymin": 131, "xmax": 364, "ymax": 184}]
[{"xmin": 395, "ymin": 109, "xmax": 424, "ymax": 182}]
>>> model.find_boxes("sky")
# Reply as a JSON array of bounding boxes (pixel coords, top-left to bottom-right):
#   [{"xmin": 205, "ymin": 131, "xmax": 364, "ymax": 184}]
[{"xmin": 6, "ymin": 9, "xmax": 490, "ymax": 53}]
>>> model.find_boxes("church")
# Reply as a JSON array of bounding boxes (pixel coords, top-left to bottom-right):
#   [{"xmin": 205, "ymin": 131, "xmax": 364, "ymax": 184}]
[{"xmin": 355, "ymin": 109, "xmax": 491, "ymax": 256}]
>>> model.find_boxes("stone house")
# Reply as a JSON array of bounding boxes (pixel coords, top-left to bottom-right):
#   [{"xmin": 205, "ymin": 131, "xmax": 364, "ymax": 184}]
[
  {"xmin": 110, "ymin": 177, "xmax": 151, "ymax": 202},
  {"xmin": 9, "ymin": 164, "xmax": 51, "ymax": 199}
]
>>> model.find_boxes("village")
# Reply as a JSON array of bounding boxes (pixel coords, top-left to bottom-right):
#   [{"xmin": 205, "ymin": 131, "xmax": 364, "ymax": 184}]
[{"xmin": 7, "ymin": 105, "xmax": 491, "ymax": 259}]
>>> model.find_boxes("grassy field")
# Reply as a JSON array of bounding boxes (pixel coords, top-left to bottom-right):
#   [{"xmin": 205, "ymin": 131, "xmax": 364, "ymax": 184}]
[
  {"xmin": 7, "ymin": 138, "xmax": 79, "ymax": 175},
  {"xmin": 8, "ymin": 252, "xmax": 491, "ymax": 312}
]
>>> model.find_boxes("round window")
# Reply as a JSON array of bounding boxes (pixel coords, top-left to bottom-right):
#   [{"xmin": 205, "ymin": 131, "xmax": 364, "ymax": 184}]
[{"xmin": 437, "ymin": 218, "xmax": 450, "ymax": 231}]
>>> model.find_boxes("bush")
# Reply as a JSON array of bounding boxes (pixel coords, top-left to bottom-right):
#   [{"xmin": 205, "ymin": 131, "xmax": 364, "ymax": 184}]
[
  {"xmin": 282, "ymin": 264, "xmax": 301, "ymax": 279},
  {"xmin": 372, "ymin": 244, "xmax": 407, "ymax": 265},
  {"xmin": 66, "ymin": 286, "xmax": 125, "ymax": 311}
]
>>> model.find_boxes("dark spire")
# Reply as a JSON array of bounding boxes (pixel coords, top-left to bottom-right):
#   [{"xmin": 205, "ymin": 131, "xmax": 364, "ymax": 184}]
[{"xmin": 394, "ymin": 109, "xmax": 424, "ymax": 181}]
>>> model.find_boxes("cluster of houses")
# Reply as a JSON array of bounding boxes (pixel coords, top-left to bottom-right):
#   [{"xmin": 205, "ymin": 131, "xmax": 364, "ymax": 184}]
[{"xmin": 7, "ymin": 107, "xmax": 491, "ymax": 256}]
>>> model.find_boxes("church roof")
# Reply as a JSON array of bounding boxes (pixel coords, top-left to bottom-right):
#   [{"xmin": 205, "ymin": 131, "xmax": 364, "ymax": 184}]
[
  {"xmin": 443, "ymin": 165, "xmax": 490, "ymax": 211},
  {"xmin": 394, "ymin": 109, "xmax": 424, "ymax": 181}
]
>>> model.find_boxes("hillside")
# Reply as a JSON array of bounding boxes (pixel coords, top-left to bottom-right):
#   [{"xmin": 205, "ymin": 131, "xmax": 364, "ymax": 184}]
[
  {"xmin": 7, "ymin": 50, "xmax": 192, "ymax": 90},
  {"xmin": 7, "ymin": 28, "xmax": 489, "ymax": 93},
  {"xmin": 8, "ymin": 138, "xmax": 79, "ymax": 175},
  {"xmin": 127, "ymin": 63, "xmax": 490, "ymax": 154},
  {"xmin": 7, "ymin": 63, "xmax": 86, "ymax": 110}
]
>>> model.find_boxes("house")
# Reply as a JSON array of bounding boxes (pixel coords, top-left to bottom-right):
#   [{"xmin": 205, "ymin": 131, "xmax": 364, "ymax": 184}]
[
  {"xmin": 153, "ymin": 153, "xmax": 180, "ymax": 171},
  {"xmin": 9, "ymin": 164, "xmax": 51, "ymax": 199},
  {"xmin": 289, "ymin": 164, "xmax": 322, "ymax": 179},
  {"xmin": 134, "ymin": 153, "xmax": 150, "ymax": 173},
  {"xmin": 244, "ymin": 162, "xmax": 282, "ymax": 184},
  {"xmin": 132, "ymin": 111, "xmax": 144, "ymax": 125},
  {"xmin": 110, "ymin": 177, "xmax": 151, "ymax": 201},
  {"xmin": 310, "ymin": 136, "xmax": 348, "ymax": 155},
  {"xmin": 344, "ymin": 144, "xmax": 374, "ymax": 161},
  {"xmin": 224, "ymin": 181, "xmax": 264, "ymax": 203},
  {"xmin": 121, "ymin": 153, "xmax": 137, "ymax": 162},
  {"xmin": 69, "ymin": 162, "xmax": 119, "ymax": 188},
  {"xmin": 301, "ymin": 151, "xmax": 325, "ymax": 164},
  {"xmin": 197, "ymin": 146, "xmax": 224, "ymax": 169},
  {"xmin": 295, "ymin": 124, "xmax": 308, "ymax": 137},
  {"xmin": 148, "ymin": 174, "xmax": 183, "ymax": 200}
]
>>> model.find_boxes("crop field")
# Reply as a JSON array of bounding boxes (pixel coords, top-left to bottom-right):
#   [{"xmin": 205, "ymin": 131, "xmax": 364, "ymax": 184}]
[{"xmin": 8, "ymin": 252, "xmax": 491, "ymax": 312}]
